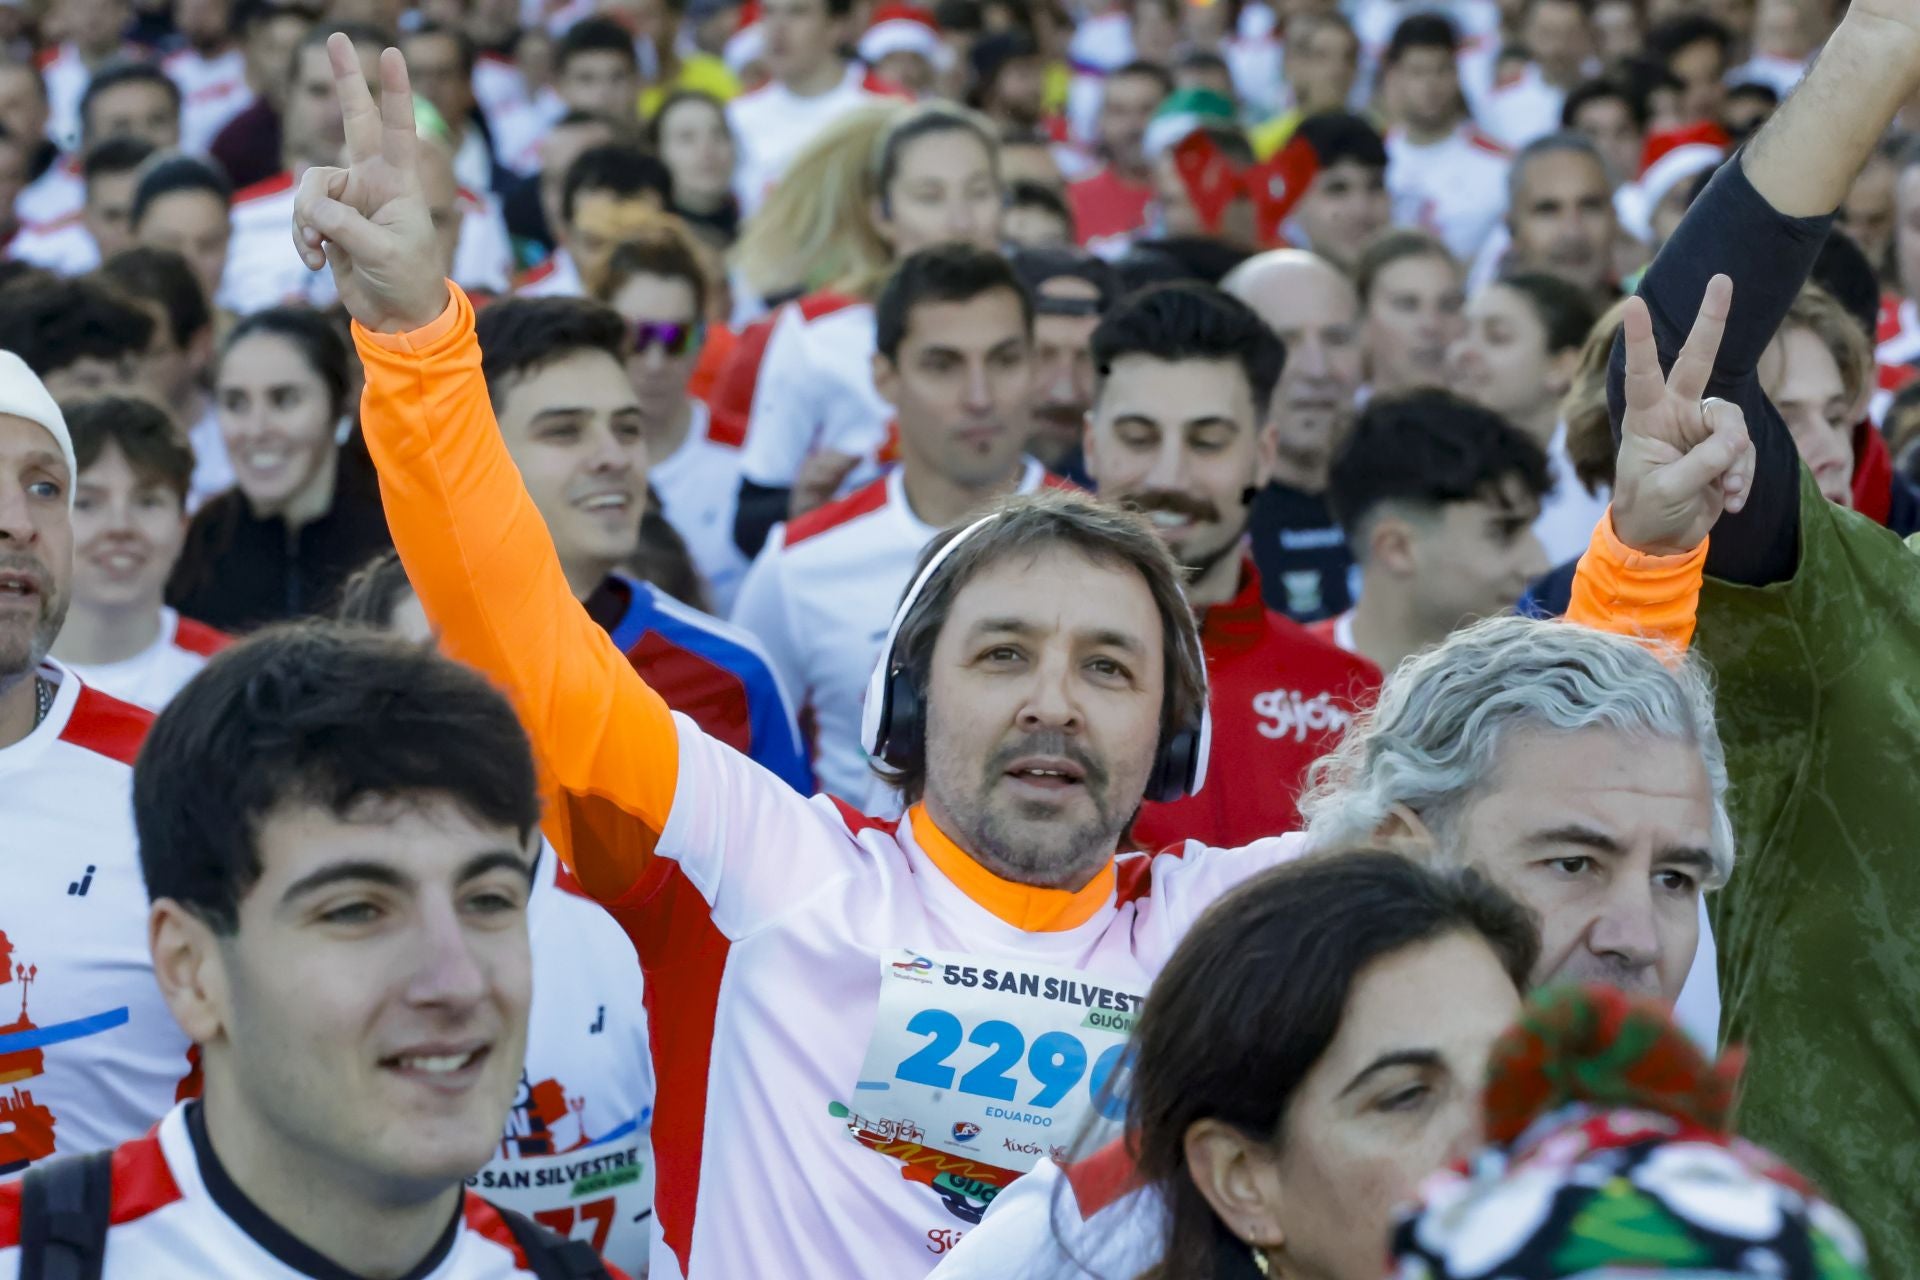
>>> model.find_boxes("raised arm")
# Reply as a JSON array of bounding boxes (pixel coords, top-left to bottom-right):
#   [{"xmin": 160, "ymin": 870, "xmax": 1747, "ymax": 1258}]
[
  {"xmin": 292, "ymin": 36, "xmax": 675, "ymax": 901},
  {"xmin": 1610, "ymin": 5, "xmax": 1920, "ymax": 585}
]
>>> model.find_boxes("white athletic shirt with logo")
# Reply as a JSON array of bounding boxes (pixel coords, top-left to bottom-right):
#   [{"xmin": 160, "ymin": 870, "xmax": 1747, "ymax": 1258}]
[
  {"xmin": 736, "ymin": 297, "xmax": 892, "ymax": 493},
  {"xmin": 63, "ymin": 608, "xmax": 227, "ymax": 713},
  {"xmin": 0, "ymin": 1103, "xmax": 629, "ymax": 1277},
  {"xmin": 728, "ymin": 461, "xmax": 1054, "ymax": 803},
  {"xmin": 473, "ymin": 847, "xmax": 656, "ymax": 1278},
  {"xmin": 0, "ymin": 662, "xmax": 195, "ymax": 1178}
]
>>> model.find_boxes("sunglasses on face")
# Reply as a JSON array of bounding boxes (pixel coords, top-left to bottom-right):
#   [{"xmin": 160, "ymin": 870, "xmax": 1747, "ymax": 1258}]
[{"xmin": 631, "ymin": 320, "xmax": 702, "ymax": 357}]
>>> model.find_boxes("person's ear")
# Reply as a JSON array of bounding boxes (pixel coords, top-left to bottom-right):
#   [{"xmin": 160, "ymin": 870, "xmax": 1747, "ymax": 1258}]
[
  {"xmin": 872, "ymin": 350, "xmax": 901, "ymax": 410},
  {"xmin": 1370, "ymin": 513, "xmax": 1419, "ymax": 576},
  {"xmin": 1372, "ymin": 802, "xmax": 1439, "ymax": 857},
  {"xmin": 1183, "ymin": 1118, "xmax": 1289, "ymax": 1257},
  {"xmin": 149, "ymin": 898, "xmax": 230, "ymax": 1047}
]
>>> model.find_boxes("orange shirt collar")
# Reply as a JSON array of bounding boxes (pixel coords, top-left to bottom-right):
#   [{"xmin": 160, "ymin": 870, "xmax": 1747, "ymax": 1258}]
[{"xmin": 908, "ymin": 803, "xmax": 1114, "ymax": 933}]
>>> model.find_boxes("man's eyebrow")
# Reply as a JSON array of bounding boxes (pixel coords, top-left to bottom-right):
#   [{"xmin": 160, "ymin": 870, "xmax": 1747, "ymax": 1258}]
[
  {"xmin": 1336, "ymin": 1048, "xmax": 1443, "ymax": 1099},
  {"xmin": 1657, "ymin": 846, "xmax": 1717, "ymax": 877},
  {"xmin": 458, "ymin": 849, "xmax": 537, "ymax": 886},
  {"xmin": 279, "ymin": 860, "xmax": 407, "ymax": 906},
  {"xmin": 1525, "ymin": 825, "xmax": 1626, "ymax": 854},
  {"xmin": 1081, "ymin": 628, "xmax": 1145, "ymax": 656}
]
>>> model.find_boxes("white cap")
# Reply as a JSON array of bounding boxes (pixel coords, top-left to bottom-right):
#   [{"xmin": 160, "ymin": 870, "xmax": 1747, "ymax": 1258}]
[{"xmin": 0, "ymin": 350, "xmax": 73, "ymax": 507}]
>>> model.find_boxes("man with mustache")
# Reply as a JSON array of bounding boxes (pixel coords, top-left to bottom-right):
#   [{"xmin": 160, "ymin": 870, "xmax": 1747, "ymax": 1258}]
[
  {"xmin": 1081, "ymin": 282, "xmax": 1383, "ymax": 848},
  {"xmin": 0, "ymin": 350, "xmax": 197, "ymax": 1178},
  {"xmin": 1010, "ymin": 246, "xmax": 1116, "ymax": 487}
]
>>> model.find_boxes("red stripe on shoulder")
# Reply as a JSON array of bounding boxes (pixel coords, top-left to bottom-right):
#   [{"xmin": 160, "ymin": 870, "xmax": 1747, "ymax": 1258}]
[
  {"xmin": 59, "ymin": 683, "xmax": 154, "ymax": 766},
  {"xmin": 796, "ymin": 289, "xmax": 863, "ymax": 321},
  {"xmin": 1113, "ymin": 851, "xmax": 1156, "ymax": 907},
  {"xmin": 172, "ymin": 616, "xmax": 231, "ymax": 658},
  {"xmin": 231, "ymin": 171, "xmax": 295, "ymax": 205},
  {"xmin": 1041, "ymin": 470, "xmax": 1083, "ymax": 492},
  {"xmin": 110, "ymin": 1130, "xmax": 185, "ymax": 1225},
  {"xmin": 25, "ymin": 209, "xmax": 85, "ymax": 233},
  {"xmin": 1062, "ymin": 1137, "xmax": 1146, "ymax": 1219},
  {"xmin": 1465, "ymin": 130, "xmax": 1511, "ymax": 158},
  {"xmin": 830, "ymin": 796, "xmax": 901, "ymax": 839},
  {"xmin": 781, "ymin": 477, "xmax": 890, "ymax": 547}
]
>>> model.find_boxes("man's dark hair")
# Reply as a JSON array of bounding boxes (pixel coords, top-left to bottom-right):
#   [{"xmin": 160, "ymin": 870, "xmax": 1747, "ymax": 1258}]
[
  {"xmin": 1385, "ymin": 12, "xmax": 1459, "ymax": 65},
  {"xmin": 1175, "ymin": 49, "xmax": 1232, "ymax": 79},
  {"xmin": 475, "ymin": 296, "xmax": 627, "ymax": 398},
  {"xmin": 403, "ymin": 20, "xmax": 477, "ymax": 76},
  {"xmin": 874, "ymin": 244, "xmax": 1033, "ymax": 362},
  {"xmin": 67, "ymin": 396, "xmax": 194, "ymax": 504},
  {"xmin": 1561, "ymin": 75, "xmax": 1648, "ymax": 132},
  {"xmin": 561, "ymin": 142, "xmax": 673, "ymax": 226},
  {"xmin": 1326, "ymin": 389, "xmax": 1552, "ymax": 550},
  {"xmin": 80, "ymin": 62, "xmax": 181, "ymax": 137},
  {"xmin": 1645, "ymin": 13, "xmax": 1733, "ymax": 63},
  {"xmin": 134, "ymin": 624, "xmax": 541, "ymax": 933},
  {"xmin": 83, "ymin": 135, "xmax": 156, "ymax": 184},
  {"xmin": 1812, "ymin": 229, "xmax": 1880, "ymax": 342},
  {"xmin": 1007, "ymin": 178, "xmax": 1072, "ymax": 230},
  {"xmin": 1090, "ymin": 281, "xmax": 1286, "ymax": 417},
  {"xmin": 556, "ymin": 16, "xmax": 641, "ymax": 72},
  {"xmin": 235, "ymin": 0, "xmax": 320, "ymax": 35},
  {"xmin": 97, "ymin": 245, "xmax": 212, "ymax": 349},
  {"xmin": 0, "ymin": 278, "xmax": 154, "ymax": 377},
  {"xmin": 600, "ymin": 221, "xmax": 710, "ymax": 315},
  {"xmin": 131, "ymin": 153, "xmax": 232, "ymax": 227},
  {"xmin": 1109, "ymin": 59, "xmax": 1175, "ymax": 98},
  {"xmin": 1294, "ymin": 110, "xmax": 1387, "ymax": 170},
  {"xmin": 1723, "ymin": 79, "xmax": 1778, "ymax": 136}
]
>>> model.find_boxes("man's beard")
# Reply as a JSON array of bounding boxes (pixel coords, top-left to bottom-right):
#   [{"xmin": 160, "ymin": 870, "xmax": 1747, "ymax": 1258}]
[
  {"xmin": 1115, "ymin": 489, "xmax": 1248, "ymax": 583},
  {"xmin": 937, "ymin": 732, "xmax": 1128, "ymax": 887},
  {"xmin": 0, "ymin": 594, "xmax": 66, "ymax": 695}
]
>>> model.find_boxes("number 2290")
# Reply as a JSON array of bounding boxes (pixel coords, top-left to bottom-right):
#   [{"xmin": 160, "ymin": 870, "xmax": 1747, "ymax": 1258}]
[{"xmin": 893, "ymin": 1010, "xmax": 1128, "ymax": 1120}]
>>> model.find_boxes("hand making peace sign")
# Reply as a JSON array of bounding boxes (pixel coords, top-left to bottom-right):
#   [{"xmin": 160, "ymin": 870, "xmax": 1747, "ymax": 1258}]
[
  {"xmin": 1609, "ymin": 274, "xmax": 1756, "ymax": 558},
  {"xmin": 290, "ymin": 34, "xmax": 450, "ymax": 335}
]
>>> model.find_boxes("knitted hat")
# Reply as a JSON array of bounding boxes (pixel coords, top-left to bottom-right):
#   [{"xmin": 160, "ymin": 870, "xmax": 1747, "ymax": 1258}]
[
  {"xmin": 1389, "ymin": 986, "xmax": 1872, "ymax": 1280},
  {"xmin": 0, "ymin": 351, "xmax": 74, "ymax": 508},
  {"xmin": 859, "ymin": 4, "xmax": 952, "ymax": 71},
  {"xmin": 1142, "ymin": 87, "xmax": 1238, "ymax": 159}
]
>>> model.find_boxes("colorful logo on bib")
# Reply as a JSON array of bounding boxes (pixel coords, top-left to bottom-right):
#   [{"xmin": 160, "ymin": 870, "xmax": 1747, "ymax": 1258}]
[
  {"xmin": 890, "ymin": 955, "xmax": 936, "ymax": 982},
  {"xmin": 951, "ymin": 1121, "xmax": 980, "ymax": 1143}
]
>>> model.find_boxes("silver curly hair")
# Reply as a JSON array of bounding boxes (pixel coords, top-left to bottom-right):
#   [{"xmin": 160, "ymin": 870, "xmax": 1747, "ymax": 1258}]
[{"xmin": 1299, "ymin": 615, "xmax": 1736, "ymax": 886}]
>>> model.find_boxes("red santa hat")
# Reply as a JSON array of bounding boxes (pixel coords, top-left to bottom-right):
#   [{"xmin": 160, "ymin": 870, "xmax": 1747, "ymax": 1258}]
[
  {"xmin": 858, "ymin": 4, "xmax": 952, "ymax": 71},
  {"xmin": 724, "ymin": 3, "xmax": 765, "ymax": 76},
  {"xmin": 1622, "ymin": 121, "xmax": 1730, "ymax": 242}
]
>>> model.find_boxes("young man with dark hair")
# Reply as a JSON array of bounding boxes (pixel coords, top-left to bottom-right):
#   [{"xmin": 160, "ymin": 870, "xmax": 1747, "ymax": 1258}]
[
  {"xmin": 0, "ymin": 275, "xmax": 154, "ymax": 401},
  {"xmin": 1286, "ymin": 110, "xmax": 1392, "ymax": 272},
  {"xmin": 1645, "ymin": 13, "xmax": 1733, "ymax": 125},
  {"xmin": 1009, "ymin": 245, "xmax": 1115, "ymax": 479},
  {"xmin": 1380, "ymin": 12, "xmax": 1512, "ymax": 263},
  {"xmin": 48, "ymin": 397, "xmax": 226, "ymax": 710},
  {"xmin": 9, "ymin": 134, "xmax": 153, "ymax": 275},
  {"xmin": 597, "ymin": 228, "xmax": 752, "ymax": 612},
  {"xmin": 1001, "ymin": 177, "xmax": 1074, "ymax": 249},
  {"xmin": 492, "ymin": 19, "xmax": 635, "ymax": 175},
  {"xmin": 731, "ymin": 242, "xmax": 1056, "ymax": 801},
  {"xmin": 38, "ymin": 0, "xmax": 139, "ymax": 151},
  {"xmin": 1083, "ymin": 281, "xmax": 1382, "ymax": 847},
  {"xmin": 516, "ymin": 142, "xmax": 672, "ymax": 299},
  {"xmin": 1322, "ymin": 389, "xmax": 1550, "ymax": 671},
  {"xmin": 130, "ymin": 154, "xmax": 232, "ymax": 308},
  {"xmin": 1562, "ymin": 76, "xmax": 1647, "ymax": 190},
  {"xmin": 727, "ymin": 0, "xmax": 898, "ymax": 215},
  {"xmin": 207, "ymin": 0, "xmax": 320, "ymax": 191},
  {"xmin": 77, "ymin": 62, "xmax": 181, "ymax": 153},
  {"xmin": 162, "ymin": 0, "xmax": 250, "ymax": 154},
  {"xmin": 1480, "ymin": 0, "xmax": 1596, "ymax": 149},
  {"xmin": 1066, "ymin": 60, "xmax": 1171, "ymax": 248},
  {"xmin": 0, "ymin": 624, "xmax": 624, "ymax": 1276},
  {"xmin": 402, "ymin": 21, "xmax": 493, "ymax": 194},
  {"xmin": 220, "ymin": 22, "xmax": 387, "ymax": 314},
  {"xmin": 474, "ymin": 294, "xmax": 809, "ymax": 792},
  {"xmin": 94, "ymin": 245, "xmax": 225, "ymax": 503}
]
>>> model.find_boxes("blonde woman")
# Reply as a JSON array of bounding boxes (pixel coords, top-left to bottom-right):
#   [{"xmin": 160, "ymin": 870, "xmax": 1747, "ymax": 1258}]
[{"xmin": 722, "ymin": 100, "xmax": 1005, "ymax": 554}]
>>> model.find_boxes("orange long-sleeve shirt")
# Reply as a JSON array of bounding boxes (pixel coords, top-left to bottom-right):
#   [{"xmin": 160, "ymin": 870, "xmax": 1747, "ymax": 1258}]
[{"xmin": 1563, "ymin": 509, "xmax": 1708, "ymax": 654}]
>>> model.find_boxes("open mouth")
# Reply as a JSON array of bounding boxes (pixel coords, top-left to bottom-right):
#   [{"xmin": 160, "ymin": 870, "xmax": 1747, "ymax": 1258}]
[
  {"xmin": 0, "ymin": 571, "xmax": 42, "ymax": 605},
  {"xmin": 380, "ymin": 1045, "xmax": 490, "ymax": 1086},
  {"xmin": 573, "ymin": 493, "xmax": 633, "ymax": 513},
  {"xmin": 1003, "ymin": 756, "xmax": 1088, "ymax": 793}
]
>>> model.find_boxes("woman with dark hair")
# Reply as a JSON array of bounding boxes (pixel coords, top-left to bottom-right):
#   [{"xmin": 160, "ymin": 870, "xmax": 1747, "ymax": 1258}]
[
  {"xmin": 928, "ymin": 852, "xmax": 1538, "ymax": 1280},
  {"xmin": 1447, "ymin": 272, "xmax": 1610, "ymax": 565},
  {"xmin": 167, "ymin": 307, "xmax": 393, "ymax": 631},
  {"xmin": 649, "ymin": 90, "xmax": 742, "ymax": 250}
]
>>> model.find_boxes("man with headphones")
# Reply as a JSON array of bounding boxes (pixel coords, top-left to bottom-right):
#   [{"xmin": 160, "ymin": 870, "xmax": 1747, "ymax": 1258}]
[{"xmin": 304, "ymin": 37, "xmax": 1303, "ymax": 1280}]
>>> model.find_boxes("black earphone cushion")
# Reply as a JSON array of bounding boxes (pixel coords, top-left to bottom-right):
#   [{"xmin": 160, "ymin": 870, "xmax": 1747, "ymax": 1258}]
[{"xmin": 878, "ymin": 667, "xmax": 925, "ymax": 771}]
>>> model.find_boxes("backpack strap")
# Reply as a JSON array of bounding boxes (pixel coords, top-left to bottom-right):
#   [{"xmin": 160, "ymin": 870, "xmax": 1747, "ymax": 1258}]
[
  {"xmin": 18, "ymin": 1149, "xmax": 115, "ymax": 1280},
  {"xmin": 494, "ymin": 1204, "xmax": 615, "ymax": 1280}
]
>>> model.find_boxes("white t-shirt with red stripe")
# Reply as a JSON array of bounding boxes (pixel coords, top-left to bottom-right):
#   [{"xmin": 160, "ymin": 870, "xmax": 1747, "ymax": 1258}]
[
  {"xmin": 0, "ymin": 662, "xmax": 195, "ymax": 1178},
  {"xmin": 726, "ymin": 64, "xmax": 900, "ymax": 217},
  {"xmin": 63, "ymin": 609, "xmax": 228, "ymax": 713},
  {"xmin": 737, "ymin": 295, "xmax": 892, "ymax": 493},
  {"xmin": 6, "ymin": 211, "xmax": 98, "ymax": 276},
  {"xmin": 15, "ymin": 156, "xmax": 83, "ymax": 229},
  {"xmin": 728, "ymin": 461, "xmax": 1056, "ymax": 803},
  {"xmin": 219, "ymin": 173, "xmax": 336, "ymax": 315},
  {"xmin": 0, "ymin": 1102, "xmax": 627, "ymax": 1277},
  {"xmin": 611, "ymin": 723, "xmax": 1303, "ymax": 1279},
  {"xmin": 161, "ymin": 46, "xmax": 250, "ymax": 156}
]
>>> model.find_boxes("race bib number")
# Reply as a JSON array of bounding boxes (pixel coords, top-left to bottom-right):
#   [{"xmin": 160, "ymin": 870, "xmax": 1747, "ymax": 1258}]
[
  {"xmin": 850, "ymin": 949, "xmax": 1143, "ymax": 1173},
  {"xmin": 469, "ymin": 1119, "xmax": 654, "ymax": 1276}
]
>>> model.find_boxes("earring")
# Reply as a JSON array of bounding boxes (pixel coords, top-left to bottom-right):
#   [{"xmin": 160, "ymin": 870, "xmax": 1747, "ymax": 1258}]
[{"xmin": 1250, "ymin": 1243, "xmax": 1273, "ymax": 1276}]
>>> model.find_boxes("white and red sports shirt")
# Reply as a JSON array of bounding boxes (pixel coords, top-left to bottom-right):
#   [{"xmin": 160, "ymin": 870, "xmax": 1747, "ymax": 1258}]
[
  {"xmin": 514, "ymin": 247, "xmax": 583, "ymax": 299},
  {"xmin": 38, "ymin": 43, "xmax": 142, "ymax": 152},
  {"xmin": 736, "ymin": 293, "xmax": 891, "ymax": 493},
  {"xmin": 729, "ymin": 461, "xmax": 1057, "ymax": 802},
  {"xmin": 0, "ymin": 1103, "xmax": 630, "ymax": 1277},
  {"xmin": 218, "ymin": 173, "xmax": 335, "ymax": 315},
  {"xmin": 726, "ymin": 65, "xmax": 901, "ymax": 217},
  {"xmin": 925, "ymin": 1144, "xmax": 1161, "ymax": 1278},
  {"xmin": 649, "ymin": 401, "xmax": 750, "ymax": 615},
  {"xmin": 14, "ymin": 157, "xmax": 83, "ymax": 231},
  {"xmin": 62, "ymin": 608, "xmax": 228, "ymax": 713},
  {"xmin": 473, "ymin": 849, "xmax": 655, "ymax": 1278},
  {"xmin": 0, "ymin": 662, "xmax": 195, "ymax": 1177},
  {"xmin": 6, "ymin": 211, "xmax": 98, "ymax": 276},
  {"xmin": 1384, "ymin": 124, "xmax": 1512, "ymax": 264},
  {"xmin": 161, "ymin": 46, "xmax": 250, "ymax": 156}
]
